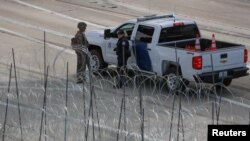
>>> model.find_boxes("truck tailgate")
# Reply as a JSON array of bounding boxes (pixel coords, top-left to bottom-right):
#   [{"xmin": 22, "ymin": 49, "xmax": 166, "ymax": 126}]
[{"xmin": 202, "ymin": 47, "xmax": 246, "ymax": 73}]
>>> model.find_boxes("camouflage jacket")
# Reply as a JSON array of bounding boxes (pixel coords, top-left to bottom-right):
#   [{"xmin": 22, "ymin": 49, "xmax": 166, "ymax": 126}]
[{"xmin": 72, "ymin": 31, "xmax": 89, "ymax": 48}]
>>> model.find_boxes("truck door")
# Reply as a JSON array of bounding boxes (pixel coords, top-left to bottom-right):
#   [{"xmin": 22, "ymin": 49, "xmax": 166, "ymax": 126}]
[
  {"xmin": 103, "ymin": 23, "xmax": 135, "ymax": 65},
  {"xmin": 133, "ymin": 25, "xmax": 156, "ymax": 72}
]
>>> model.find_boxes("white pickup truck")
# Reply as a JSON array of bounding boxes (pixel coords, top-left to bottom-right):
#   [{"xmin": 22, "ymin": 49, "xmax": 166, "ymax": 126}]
[{"xmin": 86, "ymin": 14, "xmax": 249, "ymax": 87}]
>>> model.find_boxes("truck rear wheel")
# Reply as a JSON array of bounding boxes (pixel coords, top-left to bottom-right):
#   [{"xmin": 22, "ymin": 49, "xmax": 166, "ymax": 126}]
[
  {"xmin": 90, "ymin": 50, "xmax": 105, "ymax": 72},
  {"xmin": 165, "ymin": 66, "xmax": 189, "ymax": 92}
]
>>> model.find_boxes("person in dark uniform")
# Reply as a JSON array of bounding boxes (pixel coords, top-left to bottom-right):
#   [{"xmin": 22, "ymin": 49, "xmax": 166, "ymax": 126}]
[
  {"xmin": 72, "ymin": 22, "xmax": 89, "ymax": 83},
  {"xmin": 114, "ymin": 30, "xmax": 131, "ymax": 88}
]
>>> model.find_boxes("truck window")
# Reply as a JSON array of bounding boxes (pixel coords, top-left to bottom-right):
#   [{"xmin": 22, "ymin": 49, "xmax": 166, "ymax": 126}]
[
  {"xmin": 114, "ymin": 23, "xmax": 135, "ymax": 38},
  {"xmin": 135, "ymin": 25, "xmax": 155, "ymax": 43},
  {"xmin": 158, "ymin": 24, "xmax": 199, "ymax": 43}
]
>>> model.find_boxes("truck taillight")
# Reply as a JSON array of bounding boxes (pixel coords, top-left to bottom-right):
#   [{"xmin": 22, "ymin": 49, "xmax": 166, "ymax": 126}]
[
  {"xmin": 192, "ymin": 56, "xmax": 202, "ymax": 70},
  {"xmin": 244, "ymin": 49, "xmax": 248, "ymax": 63}
]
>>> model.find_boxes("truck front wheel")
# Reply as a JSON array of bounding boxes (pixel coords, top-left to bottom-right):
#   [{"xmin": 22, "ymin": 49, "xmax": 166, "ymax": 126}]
[
  {"xmin": 90, "ymin": 50, "xmax": 105, "ymax": 72},
  {"xmin": 222, "ymin": 79, "xmax": 232, "ymax": 86}
]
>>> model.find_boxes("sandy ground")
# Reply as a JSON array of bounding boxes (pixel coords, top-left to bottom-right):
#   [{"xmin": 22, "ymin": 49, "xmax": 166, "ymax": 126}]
[{"xmin": 0, "ymin": 0, "xmax": 250, "ymax": 141}]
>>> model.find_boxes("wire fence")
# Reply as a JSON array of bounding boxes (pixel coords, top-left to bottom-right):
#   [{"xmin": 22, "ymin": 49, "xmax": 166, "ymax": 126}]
[{"xmin": 0, "ymin": 36, "xmax": 250, "ymax": 141}]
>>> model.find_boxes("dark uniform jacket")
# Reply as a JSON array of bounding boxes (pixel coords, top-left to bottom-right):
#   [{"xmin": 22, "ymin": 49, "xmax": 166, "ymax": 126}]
[{"xmin": 115, "ymin": 37, "xmax": 130, "ymax": 63}]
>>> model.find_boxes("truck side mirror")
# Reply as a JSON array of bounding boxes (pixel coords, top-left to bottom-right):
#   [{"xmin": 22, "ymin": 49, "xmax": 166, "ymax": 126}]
[{"xmin": 104, "ymin": 29, "xmax": 111, "ymax": 39}]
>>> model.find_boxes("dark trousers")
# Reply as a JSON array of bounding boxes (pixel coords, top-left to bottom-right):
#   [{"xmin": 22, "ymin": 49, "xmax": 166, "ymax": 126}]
[{"xmin": 116, "ymin": 56, "xmax": 128, "ymax": 87}]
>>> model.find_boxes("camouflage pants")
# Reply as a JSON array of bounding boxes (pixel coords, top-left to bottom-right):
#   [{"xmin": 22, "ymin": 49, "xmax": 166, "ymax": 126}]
[{"xmin": 76, "ymin": 51, "xmax": 88, "ymax": 79}]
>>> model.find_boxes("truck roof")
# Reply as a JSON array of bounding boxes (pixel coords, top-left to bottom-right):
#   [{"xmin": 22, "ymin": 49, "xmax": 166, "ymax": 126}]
[
  {"xmin": 143, "ymin": 18, "xmax": 195, "ymax": 27},
  {"xmin": 128, "ymin": 14, "xmax": 196, "ymax": 27}
]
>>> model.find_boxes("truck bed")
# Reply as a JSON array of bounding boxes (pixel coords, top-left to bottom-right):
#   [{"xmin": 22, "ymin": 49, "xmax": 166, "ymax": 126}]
[{"xmin": 159, "ymin": 38, "xmax": 241, "ymax": 51}]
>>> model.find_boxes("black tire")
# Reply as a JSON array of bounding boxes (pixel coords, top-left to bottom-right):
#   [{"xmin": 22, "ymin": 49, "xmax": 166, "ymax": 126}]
[
  {"xmin": 165, "ymin": 66, "xmax": 188, "ymax": 92},
  {"xmin": 90, "ymin": 50, "xmax": 105, "ymax": 72},
  {"xmin": 222, "ymin": 79, "xmax": 232, "ymax": 86}
]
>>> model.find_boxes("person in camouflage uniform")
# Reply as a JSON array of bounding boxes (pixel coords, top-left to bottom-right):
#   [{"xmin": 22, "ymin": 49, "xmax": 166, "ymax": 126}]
[{"xmin": 72, "ymin": 22, "xmax": 89, "ymax": 83}]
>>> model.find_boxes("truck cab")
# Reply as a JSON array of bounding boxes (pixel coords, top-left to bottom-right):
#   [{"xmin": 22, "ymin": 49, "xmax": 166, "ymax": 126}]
[{"xmin": 98, "ymin": 14, "xmax": 200, "ymax": 71}]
